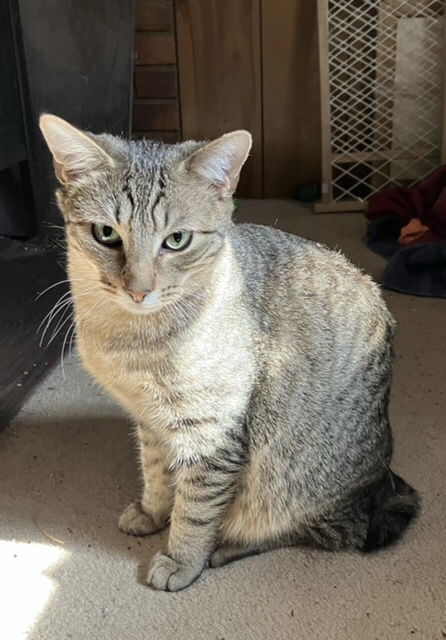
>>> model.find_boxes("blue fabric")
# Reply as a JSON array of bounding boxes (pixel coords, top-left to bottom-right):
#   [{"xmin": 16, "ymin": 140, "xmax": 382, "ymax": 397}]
[
  {"xmin": 380, "ymin": 242, "xmax": 446, "ymax": 299},
  {"xmin": 366, "ymin": 219, "xmax": 446, "ymax": 299}
]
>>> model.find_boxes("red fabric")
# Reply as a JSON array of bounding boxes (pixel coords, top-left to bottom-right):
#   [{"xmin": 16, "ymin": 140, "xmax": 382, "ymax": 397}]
[{"xmin": 367, "ymin": 166, "xmax": 446, "ymax": 241}]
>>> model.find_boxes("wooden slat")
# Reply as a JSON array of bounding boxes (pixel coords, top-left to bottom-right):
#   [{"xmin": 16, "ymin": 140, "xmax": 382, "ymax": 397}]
[
  {"xmin": 371, "ymin": 5, "xmax": 397, "ymax": 190},
  {"xmin": 135, "ymin": 66, "xmax": 177, "ymax": 98},
  {"xmin": 175, "ymin": 0, "xmax": 262, "ymax": 197},
  {"xmin": 133, "ymin": 130, "xmax": 180, "ymax": 143},
  {"xmin": 316, "ymin": 0, "xmax": 333, "ymax": 204},
  {"xmin": 441, "ymin": 9, "xmax": 446, "ymax": 163},
  {"xmin": 133, "ymin": 99, "xmax": 179, "ymax": 130},
  {"xmin": 333, "ymin": 147, "xmax": 438, "ymax": 164},
  {"xmin": 135, "ymin": 32, "xmax": 176, "ymax": 65},
  {"xmin": 262, "ymin": 0, "xmax": 321, "ymax": 197},
  {"xmin": 135, "ymin": 0, "xmax": 172, "ymax": 31}
]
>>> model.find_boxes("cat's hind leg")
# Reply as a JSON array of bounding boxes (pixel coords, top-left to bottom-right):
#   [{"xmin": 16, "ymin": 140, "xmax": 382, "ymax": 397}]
[
  {"xmin": 209, "ymin": 535, "xmax": 299, "ymax": 568},
  {"xmin": 209, "ymin": 542, "xmax": 271, "ymax": 567},
  {"xmin": 301, "ymin": 472, "xmax": 419, "ymax": 553}
]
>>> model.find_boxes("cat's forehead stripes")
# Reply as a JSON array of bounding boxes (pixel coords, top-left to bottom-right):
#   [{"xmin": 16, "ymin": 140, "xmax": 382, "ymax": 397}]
[
  {"xmin": 148, "ymin": 190, "xmax": 165, "ymax": 232},
  {"xmin": 118, "ymin": 193, "xmax": 133, "ymax": 226},
  {"xmin": 145, "ymin": 168, "xmax": 167, "ymax": 232},
  {"xmin": 121, "ymin": 170, "xmax": 135, "ymax": 210},
  {"xmin": 118, "ymin": 163, "xmax": 167, "ymax": 232}
]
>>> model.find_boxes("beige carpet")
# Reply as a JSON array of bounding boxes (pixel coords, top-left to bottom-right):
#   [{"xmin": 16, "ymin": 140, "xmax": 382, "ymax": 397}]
[{"xmin": 1, "ymin": 201, "xmax": 445, "ymax": 640}]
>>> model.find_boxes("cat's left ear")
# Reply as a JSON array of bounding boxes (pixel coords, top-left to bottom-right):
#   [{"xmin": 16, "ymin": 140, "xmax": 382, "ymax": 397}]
[
  {"xmin": 39, "ymin": 114, "xmax": 114, "ymax": 185},
  {"xmin": 187, "ymin": 130, "xmax": 252, "ymax": 199}
]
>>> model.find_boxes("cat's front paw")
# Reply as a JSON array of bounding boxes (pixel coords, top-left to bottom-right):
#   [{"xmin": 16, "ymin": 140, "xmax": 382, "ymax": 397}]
[
  {"xmin": 147, "ymin": 551, "xmax": 204, "ymax": 591},
  {"xmin": 119, "ymin": 501, "xmax": 162, "ymax": 536}
]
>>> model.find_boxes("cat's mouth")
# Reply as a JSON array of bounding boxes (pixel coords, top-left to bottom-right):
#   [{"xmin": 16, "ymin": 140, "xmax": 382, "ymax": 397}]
[
  {"xmin": 115, "ymin": 289, "xmax": 164, "ymax": 315},
  {"xmin": 101, "ymin": 283, "xmax": 182, "ymax": 316}
]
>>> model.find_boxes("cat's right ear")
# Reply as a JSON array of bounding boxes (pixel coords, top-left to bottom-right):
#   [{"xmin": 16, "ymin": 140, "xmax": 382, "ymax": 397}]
[{"xmin": 39, "ymin": 114, "xmax": 114, "ymax": 185}]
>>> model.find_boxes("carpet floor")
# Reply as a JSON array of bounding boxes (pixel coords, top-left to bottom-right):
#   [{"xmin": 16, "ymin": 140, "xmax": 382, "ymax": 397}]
[{"xmin": 1, "ymin": 201, "xmax": 445, "ymax": 640}]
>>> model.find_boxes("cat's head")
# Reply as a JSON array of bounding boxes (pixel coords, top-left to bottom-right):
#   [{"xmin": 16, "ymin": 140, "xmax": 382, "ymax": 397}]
[{"xmin": 39, "ymin": 114, "xmax": 251, "ymax": 315}]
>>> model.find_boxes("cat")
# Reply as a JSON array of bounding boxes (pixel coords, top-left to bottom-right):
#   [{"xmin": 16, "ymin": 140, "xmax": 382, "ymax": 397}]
[{"xmin": 40, "ymin": 114, "xmax": 419, "ymax": 592}]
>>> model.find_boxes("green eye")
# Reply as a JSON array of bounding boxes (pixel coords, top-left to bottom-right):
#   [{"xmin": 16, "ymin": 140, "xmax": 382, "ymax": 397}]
[
  {"xmin": 162, "ymin": 230, "xmax": 192, "ymax": 251},
  {"xmin": 92, "ymin": 224, "xmax": 122, "ymax": 247}
]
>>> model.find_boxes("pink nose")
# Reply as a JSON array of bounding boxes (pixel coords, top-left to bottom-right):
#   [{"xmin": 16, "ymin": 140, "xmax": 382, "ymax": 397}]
[{"xmin": 127, "ymin": 290, "xmax": 150, "ymax": 304}]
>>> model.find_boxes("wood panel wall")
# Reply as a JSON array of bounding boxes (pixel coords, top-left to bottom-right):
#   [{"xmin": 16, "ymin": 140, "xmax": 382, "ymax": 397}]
[
  {"xmin": 132, "ymin": 0, "xmax": 321, "ymax": 198},
  {"xmin": 175, "ymin": 0, "xmax": 263, "ymax": 197},
  {"xmin": 133, "ymin": 0, "xmax": 180, "ymax": 142},
  {"xmin": 261, "ymin": 0, "xmax": 321, "ymax": 197}
]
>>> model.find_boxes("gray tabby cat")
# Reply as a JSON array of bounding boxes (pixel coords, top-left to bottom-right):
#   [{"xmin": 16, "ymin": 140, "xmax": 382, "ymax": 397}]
[{"xmin": 40, "ymin": 114, "xmax": 419, "ymax": 592}]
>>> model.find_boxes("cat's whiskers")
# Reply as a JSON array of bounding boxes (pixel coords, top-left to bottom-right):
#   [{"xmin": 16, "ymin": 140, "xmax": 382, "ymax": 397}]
[
  {"xmin": 38, "ymin": 289, "xmax": 72, "ymax": 326},
  {"xmin": 39, "ymin": 286, "xmax": 100, "ymax": 347},
  {"xmin": 60, "ymin": 298, "xmax": 107, "ymax": 379},
  {"xmin": 45, "ymin": 302, "xmax": 74, "ymax": 346},
  {"xmin": 173, "ymin": 290, "xmax": 205, "ymax": 317},
  {"xmin": 159, "ymin": 288, "xmax": 206, "ymax": 329},
  {"xmin": 173, "ymin": 299, "xmax": 194, "ymax": 321},
  {"xmin": 35, "ymin": 276, "xmax": 100, "ymax": 301},
  {"xmin": 39, "ymin": 289, "xmax": 84, "ymax": 344},
  {"xmin": 35, "ymin": 279, "xmax": 71, "ymax": 300},
  {"xmin": 68, "ymin": 319, "xmax": 77, "ymax": 358},
  {"xmin": 38, "ymin": 291, "xmax": 74, "ymax": 345},
  {"xmin": 47, "ymin": 309, "xmax": 75, "ymax": 348},
  {"xmin": 166, "ymin": 297, "xmax": 198, "ymax": 329},
  {"xmin": 37, "ymin": 278, "xmax": 104, "ymax": 344},
  {"xmin": 61, "ymin": 317, "xmax": 76, "ymax": 380}
]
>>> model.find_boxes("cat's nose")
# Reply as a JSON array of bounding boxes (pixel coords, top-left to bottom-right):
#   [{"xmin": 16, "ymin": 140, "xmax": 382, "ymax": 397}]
[{"xmin": 127, "ymin": 290, "xmax": 150, "ymax": 304}]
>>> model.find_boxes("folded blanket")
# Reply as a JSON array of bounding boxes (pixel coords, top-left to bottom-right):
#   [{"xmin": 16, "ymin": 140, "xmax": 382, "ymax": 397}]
[
  {"xmin": 367, "ymin": 166, "xmax": 446, "ymax": 240},
  {"xmin": 365, "ymin": 167, "xmax": 446, "ymax": 298},
  {"xmin": 380, "ymin": 241, "xmax": 446, "ymax": 298}
]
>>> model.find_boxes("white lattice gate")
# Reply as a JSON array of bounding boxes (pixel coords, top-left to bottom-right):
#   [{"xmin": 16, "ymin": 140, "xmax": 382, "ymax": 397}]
[{"xmin": 316, "ymin": 0, "xmax": 446, "ymax": 212}]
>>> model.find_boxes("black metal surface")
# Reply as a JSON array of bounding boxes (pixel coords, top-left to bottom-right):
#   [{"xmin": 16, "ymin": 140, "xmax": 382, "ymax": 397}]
[
  {"xmin": 0, "ymin": 241, "xmax": 68, "ymax": 428},
  {"xmin": 18, "ymin": 0, "xmax": 135, "ymax": 227},
  {"xmin": 0, "ymin": 0, "xmax": 26, "ymax": 173}
]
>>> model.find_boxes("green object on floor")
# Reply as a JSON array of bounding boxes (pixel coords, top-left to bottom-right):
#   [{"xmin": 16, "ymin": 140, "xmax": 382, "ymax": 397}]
[{"xmin": 296, "ymin": 183, "xmax": 321, "ymax": 203}]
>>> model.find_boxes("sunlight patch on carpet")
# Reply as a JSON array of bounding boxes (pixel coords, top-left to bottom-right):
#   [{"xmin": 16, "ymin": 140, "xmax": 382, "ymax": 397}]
[{"xmin": 0, "ymin": 540, "xmax": 66, "ymax": 639}]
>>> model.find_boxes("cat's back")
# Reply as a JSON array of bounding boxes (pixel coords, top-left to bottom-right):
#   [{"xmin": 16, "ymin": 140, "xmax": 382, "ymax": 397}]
[{"xmin": 231, "ymin": 222, "xmax": 393, "ymax": 353}]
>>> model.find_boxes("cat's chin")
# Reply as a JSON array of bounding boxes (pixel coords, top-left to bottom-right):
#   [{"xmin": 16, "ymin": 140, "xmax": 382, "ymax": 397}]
[{"xmin": 117, "ymin": 300, "xmax": 163, "ymax": 316}]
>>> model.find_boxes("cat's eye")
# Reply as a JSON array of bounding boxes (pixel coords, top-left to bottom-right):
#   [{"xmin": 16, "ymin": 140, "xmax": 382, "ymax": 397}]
[
  {"xmin": 92, "ymin": 224, "xmax": 122, "ymax": 247},
  {"xmin": 162, "ymin": 230, "xmax": 192, "ymax": 251}
]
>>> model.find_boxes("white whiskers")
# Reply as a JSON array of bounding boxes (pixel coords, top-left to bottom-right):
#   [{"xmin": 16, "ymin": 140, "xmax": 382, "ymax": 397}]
[
  {"xmin": 38, "ymin": 286, "xmax": 98, "ymax": 348},
  {"xmin": 59, "ymin": 298, "xmax": 105, "ymax": 379}
]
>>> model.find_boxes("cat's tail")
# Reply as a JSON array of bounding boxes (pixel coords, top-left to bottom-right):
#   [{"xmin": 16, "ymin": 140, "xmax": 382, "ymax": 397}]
[{"xmin": 362, "ymin": 470, "xmax": 420, "ymax": 553}]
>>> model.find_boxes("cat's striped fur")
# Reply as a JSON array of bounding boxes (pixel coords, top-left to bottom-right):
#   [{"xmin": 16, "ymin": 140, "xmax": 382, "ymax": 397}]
[{"xmin": 40, "ymin": 115, "xmax": 419, "ymax": 591}]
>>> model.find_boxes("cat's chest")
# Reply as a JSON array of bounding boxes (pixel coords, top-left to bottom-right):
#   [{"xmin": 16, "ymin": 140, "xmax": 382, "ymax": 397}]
[
  {"xmin": 77, "ymin": 324, "xmax": 210, "ymax": 424},
  {"xmin": 76, "ymin": 300, "xmax": 256, "ymax": 428}
]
